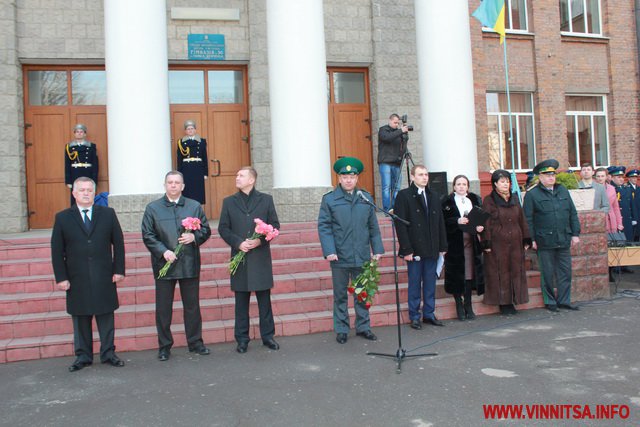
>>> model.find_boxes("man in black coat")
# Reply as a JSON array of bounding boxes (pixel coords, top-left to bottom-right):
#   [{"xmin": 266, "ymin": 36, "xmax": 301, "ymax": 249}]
[
  {"xmin": 142, "ymin": 171, "xmax": 212, "ymax": 361},
  {"xmin": 218, "ymin": 167, "xmax": 280, "ymax": 354},
  {"xmin": 393, "ymin": 165, "xmax": 448, "ymax": 329},
  {"xmin": 51, "ymin": 177, "xmax": 125, "ymax": 372}
]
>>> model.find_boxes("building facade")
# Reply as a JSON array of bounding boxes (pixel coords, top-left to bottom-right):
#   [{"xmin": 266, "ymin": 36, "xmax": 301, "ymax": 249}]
[{"xmin": 1, "ymin": 0, "xmax": 638, "ymax": 232}]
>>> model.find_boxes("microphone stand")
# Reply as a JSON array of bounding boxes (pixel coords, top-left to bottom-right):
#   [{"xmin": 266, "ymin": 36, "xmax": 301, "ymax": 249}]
[{"xmin": 356, "ymin": 193, "xmax": 437, "ymax": 373}]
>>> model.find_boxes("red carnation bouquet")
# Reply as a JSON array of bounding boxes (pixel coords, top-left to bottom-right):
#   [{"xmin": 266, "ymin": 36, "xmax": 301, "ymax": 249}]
[
  {"xmin": 347, "ymin": 259, "xmax": 380, "ymax": 309},
  {"xmin": 228, "ymin": 218, "xmax": 279, "ymax": 275},
  {"xmin": 157, "ymin": 217, "xmax": 202, "ymax": 279}
]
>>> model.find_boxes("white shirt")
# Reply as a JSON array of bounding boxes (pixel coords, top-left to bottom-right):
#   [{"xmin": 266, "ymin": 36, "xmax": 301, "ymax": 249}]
[
  {"xmin": 454, "ymin": 194, "xmax": 472, "ymax": 216},
  {"xmin": 77, "ymin": 205, "xmax": 92, "ymax": 220}
]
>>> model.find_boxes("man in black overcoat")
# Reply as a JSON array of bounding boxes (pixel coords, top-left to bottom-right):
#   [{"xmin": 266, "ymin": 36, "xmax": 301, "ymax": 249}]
[
  {"xmin": 218, "ymin": 167, "xmax": 281, "ymax": 354},
  {"xmin": 51, "ymin": 177, "xmax": 125, "ymax": 372},
  {"xmin": 393, "ymin": 165, "xmax": 448, "ymax": 329},
  {"xmin": 142, "ymin": 171, "xmax": 212, "ymax": 361}
]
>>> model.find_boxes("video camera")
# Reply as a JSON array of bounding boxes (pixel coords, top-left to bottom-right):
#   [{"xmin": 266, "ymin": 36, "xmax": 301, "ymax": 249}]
[{"xmin": 400, "ymin": 114, "xmax": 414, "ymax": 132}]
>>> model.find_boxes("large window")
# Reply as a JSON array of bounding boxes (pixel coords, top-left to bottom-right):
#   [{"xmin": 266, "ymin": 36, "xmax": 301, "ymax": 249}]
[
  {"xmin": 560, "ymin": 0, "xmax": 602, "ymax": 35},
  {"xmin": 486, "ymin": 93, "xmax": 536, "ymax": 171},
  {"xmin": 566, "ymin": 95, "xmax": 608, "ymax": 167},
  {"xmin": 481, "ymin": 0, "xmax": 529, "ymax": 33}
]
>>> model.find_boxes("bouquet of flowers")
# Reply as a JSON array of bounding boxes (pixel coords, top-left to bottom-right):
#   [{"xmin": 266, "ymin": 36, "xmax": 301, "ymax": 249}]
[
  {"xmin": 348, "ymin": 259, "xmax": 380, "ymax": 309},
  {"xmin": 228, "ymin": 218, "xmax": 279, "ymax": 275},
  {"xmin": 157, "ymin": 217, "xmax": 202, "ymax": 279}
]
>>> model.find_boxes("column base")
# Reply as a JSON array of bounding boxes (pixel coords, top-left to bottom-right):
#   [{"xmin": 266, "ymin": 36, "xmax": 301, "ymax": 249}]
[
  {"xmin": 271, "ymin": 187, "xmax": 334, "ymax": 223},
  {"xmin": 108, "ymin": 193, "xmax": 163, "ymax": 232}
]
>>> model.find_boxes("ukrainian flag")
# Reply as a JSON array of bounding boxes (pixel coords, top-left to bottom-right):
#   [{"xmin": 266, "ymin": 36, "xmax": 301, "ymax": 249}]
[{"xmin": 472, "ymin": 0, "xmax": 506, "ymax": 43}]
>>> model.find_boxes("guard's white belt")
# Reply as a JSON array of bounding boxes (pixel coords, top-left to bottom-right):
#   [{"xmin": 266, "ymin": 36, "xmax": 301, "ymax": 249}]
[
  {"xmin": 71, "ymin": 163, "xmax": 93, "ymax": 168},
  {"xmin": 183, "ymin": 158, "xmax": 202, "ymax": 162}
]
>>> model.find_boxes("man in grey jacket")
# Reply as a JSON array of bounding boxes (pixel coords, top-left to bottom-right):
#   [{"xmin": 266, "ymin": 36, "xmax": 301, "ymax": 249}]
[
  {"xmin": 142, "ymin": 171, "xmax": 212, "ymax": 361},
  {"xmin": 318, "ymin": 157, "xmax": 385, "ymax": 344},
  {"xmin": 378, "ymin": 113, "xmax": 409, "ymax": 211},
  {"xmin": 578, "ymin": 162, "xmax": 609, "ymax": 214}
]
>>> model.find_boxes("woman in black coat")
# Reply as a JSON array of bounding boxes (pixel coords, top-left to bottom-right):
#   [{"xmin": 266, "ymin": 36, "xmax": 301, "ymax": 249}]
[{"xmin": 442, "ymin": 175, "xmax": 484, "ymax": 320}]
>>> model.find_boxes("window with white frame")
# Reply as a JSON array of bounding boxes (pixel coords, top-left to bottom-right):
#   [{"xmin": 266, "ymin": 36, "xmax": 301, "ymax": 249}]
[
  {"xmin": 486, "ymin": 92, "xmax": 536, "ymax": 171},
  {"xmin": 566, "ymin": 95, "xmax": 609, "ymax": 167},
  {"xmin": 481, "ymin": 0, "xmax": 529, "ymax": 33},
  {"xmin": 559, "ymin": 0, "xmax": 602, "ymax": 35}
]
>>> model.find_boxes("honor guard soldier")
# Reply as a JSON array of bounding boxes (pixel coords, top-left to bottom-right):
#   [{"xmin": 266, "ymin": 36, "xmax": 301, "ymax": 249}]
[
  {"xmin": 65, "ymin": 124, "xmax": 98, "ymax": 205},
  {"xmin": 625, "ymin": 168, "xmax": 639, "ymax": 241},
  {"xmin": 609, "ymin": 166, "xmax": 635, "ymax": 242},
  {"xmin": 177, "ymin": 120, "xmax": 209, "ymax": 204}
]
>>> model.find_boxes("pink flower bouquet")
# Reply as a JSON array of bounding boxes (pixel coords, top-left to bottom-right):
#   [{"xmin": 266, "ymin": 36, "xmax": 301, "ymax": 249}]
[
  {"xmin": 157, "ymin": 217, "xmax": 202, "ymax": 279},
  {"xmin": 228, "ymin": 218, "xmax": 279, "ymax": 275}
]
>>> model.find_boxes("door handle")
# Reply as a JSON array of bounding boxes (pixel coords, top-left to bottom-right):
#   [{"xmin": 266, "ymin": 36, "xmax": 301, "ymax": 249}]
[{"xmin": 211, "ymin": 159, "xmax": 221, "ymax": 177}]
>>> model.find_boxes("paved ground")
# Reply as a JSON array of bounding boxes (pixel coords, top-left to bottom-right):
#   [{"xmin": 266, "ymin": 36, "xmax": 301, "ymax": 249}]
[{"xmin": 1, "ymin": 268, "xmax": 639, "ymax": 427}]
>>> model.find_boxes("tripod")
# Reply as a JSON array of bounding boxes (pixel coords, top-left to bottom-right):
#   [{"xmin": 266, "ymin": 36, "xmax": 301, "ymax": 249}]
[{"xmin": 359, "ymin": 188, "xmax": 437, "ymax": 374}]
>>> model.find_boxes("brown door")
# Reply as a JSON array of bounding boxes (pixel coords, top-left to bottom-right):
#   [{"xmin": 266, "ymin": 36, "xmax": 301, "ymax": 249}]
[
  {"xmin": 327, "ymin": 68, "xmax": 374, "ymax": 196},
  {"xmin": 24, "ymin": 66, "xmax": 108, "ymax": 229},
  {"xmin": 169, "ymin": 66, "xmax": 249, "ymax": 219}
]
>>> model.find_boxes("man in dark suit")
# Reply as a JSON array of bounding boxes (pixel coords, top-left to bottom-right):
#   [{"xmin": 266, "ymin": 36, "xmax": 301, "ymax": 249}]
[
  {"xmin": 218, "ymin": 167, "xmax": 280, "ymax": 354},
  {"xmin": 142, "ymin": 171, "xmax": 212, "ymax": 361},
  {"xmin": 51, "ymin": 177, "xmax": 125, "ymax": 372},
  {"xmin": 393, "ymin": 165, "xmax": 448, "ymax": 329}
]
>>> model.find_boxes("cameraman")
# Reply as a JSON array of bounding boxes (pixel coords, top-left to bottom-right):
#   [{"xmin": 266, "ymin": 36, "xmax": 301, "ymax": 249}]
[{"xmin": 378, "ymin": 113, "xmax": 409, "ymax": 211}]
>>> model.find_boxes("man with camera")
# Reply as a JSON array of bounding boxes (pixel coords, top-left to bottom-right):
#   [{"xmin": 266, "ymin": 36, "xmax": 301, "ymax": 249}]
[{"xmin": 377, "ymin": 113, "xmax": 410, "ymax": 211}]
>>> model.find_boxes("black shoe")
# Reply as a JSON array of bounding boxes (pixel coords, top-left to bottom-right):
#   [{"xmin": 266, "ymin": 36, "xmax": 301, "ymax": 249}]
[
  {"xmin": 336, "ymin": 333, "xmax": 348, "ymax": 344},
  {"xmin": 68, "ymin": 359, "xmax": 92, "ymax": 372},
  {"xmin": 500, "ymin": 304, "xmax": 517, "ymax": 315},
  {"xmin": 454, "ymin": 296, "xmax": 465, "ymax": 321},
  {"xmin": 356, "ymin": 330, "xmax": 377, "ymax": 341},
  {"xmin": 559, "ymin": 303, "xmax": 580, "ymax": 311},
  {"xmin": 158, "ymin": 349, "xmax": 170, "ymax": 361},
  {"xmin": 262, "ymin": 338, "xmax": 280, "ymax": 350},
  {"xmin": 101, "ymin": 355, "xmax": 125, "ymax": 367},
  {"xmin": 423, "ymin": 317, "xmax": 444, "ymax": 326},
  {"xmin": 410, "ymin": 319, "xmax": 422, "ymax": 330},
  {"xmin": 545, "ymin": 304, "xmax": 559, "ymax": 312},
  {"xmin": 189, "ymin": 346, "xmax": 211, "ymax": 356},
  {"xmin": 499, "ymin": 305, "xmax": 509, "ymax": 315},
  {"xmin": 236, "ymin": 342, "xmax": 248, "ymax": 353}
]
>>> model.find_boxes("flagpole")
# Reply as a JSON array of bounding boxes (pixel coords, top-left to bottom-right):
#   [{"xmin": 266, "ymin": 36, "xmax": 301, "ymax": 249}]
[{"xmin": 501, "ymin": 33, "xmax": 522, "ymax": 201}]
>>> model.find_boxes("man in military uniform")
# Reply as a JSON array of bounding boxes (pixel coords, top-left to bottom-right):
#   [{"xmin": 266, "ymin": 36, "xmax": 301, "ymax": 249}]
[
  {"xmin": 625, "ymin": 169, "xmax": 639, "ymax": 241},
  {"xmin": 523, "ymin": 159, "xmax": 581, "ymax": 312},
  {"xmin": 609, "ymin": 166, "xmax": 635, "ymax": 242},
  {"xmin": 65, "ymin": 124, "xmax": 98, "ymax": 205},
  {"xmin": 318, "ymin": 157, "xmax": 385, "ymax": 344},
  {"xmin": 177, "ymin": 120, "xmax": 209, "ymax": 204}
]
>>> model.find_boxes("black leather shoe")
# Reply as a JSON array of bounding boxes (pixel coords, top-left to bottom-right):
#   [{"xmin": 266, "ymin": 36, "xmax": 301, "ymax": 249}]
[
  {"xmin": 189, "ymin": 346, "xmax": 211, "ymax": 355},
  {"xmin": 263, "ymin": 338, "xmax": 280, "ymax": 350},
  {"xmin": 410, "ymin": 319, "xmax": 422, "ymax": 330},
  {"xmin": 423, "ymin": 317, "xmax": 444, "ymax": 326},
  {"xmin": 102, "ymin": 355, "xmax": 125, "ymax": 367},
  {"xmin": 559, "ymin": 303, "xmax": 580, "ymax": 311},
  {"xmin": 336, "ymin": 333, "xmax": 348, "ymax": 344},
  {"xmin": 158, "ymin": 349, "xmax": 170, "ymax": 361},
  {"xmin": 68, "ymin": 359, "xmax": 92, "ymax": 372},
  {"xmin": 356, "ymin": 330, "xmax": 377, "ymax": 341},
  {"xmin": 236, "ymin": 342, "xmax": 248, "ymax": 353},
  {"xmin": 545, "ymin": 304, "xmax": 559, "ymax": 312}
]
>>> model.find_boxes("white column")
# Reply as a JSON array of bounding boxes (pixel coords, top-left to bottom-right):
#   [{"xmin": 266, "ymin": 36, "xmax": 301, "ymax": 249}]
[
  {"xmin": 267, "ymin": 0, "xmax": 331, "ymax": 188},
  {"xmin": 415, "ymin": 0, "xmax": 479, "ymax": 181},
  {"xmin": 104, "ymin": 0, "xmax": 171, "ymax": 195}
]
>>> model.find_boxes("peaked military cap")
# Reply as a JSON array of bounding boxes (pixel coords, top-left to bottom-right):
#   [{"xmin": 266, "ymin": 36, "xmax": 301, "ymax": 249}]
[
  {"xmin": 608, "ymin": 166, "xmax": 626, "ymax": 176},
  {"xmin": 333, "ymin": 157, "xmax": 364, "ymax": 175},
  {"xmin": 532, "ymin": 159, "xmax": 559, "ymax": 175},
  {"xmin": 73, "ymin": 123, "xmax": 87, "ymax": 132},
  {"xmin": 184, "ymin": 120, "xmax": 197, "ymax": 129},
  {"xmin": 625, "ymin": 168, "xmax": 639, "ymax": 178}
]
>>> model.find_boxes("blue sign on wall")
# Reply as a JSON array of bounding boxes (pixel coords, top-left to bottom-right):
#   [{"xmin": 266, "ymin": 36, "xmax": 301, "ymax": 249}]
[{"xmin": 188, "ymin": 34, "xmax": 225, "ymax": 60}]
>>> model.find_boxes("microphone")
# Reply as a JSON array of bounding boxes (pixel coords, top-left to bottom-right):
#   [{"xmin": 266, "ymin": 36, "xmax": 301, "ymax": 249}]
[{"xmin": 356, "ymin": 190, "xmax": 371, "ymax": 203}]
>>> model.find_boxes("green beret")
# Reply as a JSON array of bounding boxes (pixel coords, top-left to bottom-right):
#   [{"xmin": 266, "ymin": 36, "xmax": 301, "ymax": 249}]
[
  {"xmin": 532, "ymin": 159, "xmax": 559, "ymax": 175},
  {"xmin": 333, "ymin": 157, "xmax": 364, "ymax": 175}
]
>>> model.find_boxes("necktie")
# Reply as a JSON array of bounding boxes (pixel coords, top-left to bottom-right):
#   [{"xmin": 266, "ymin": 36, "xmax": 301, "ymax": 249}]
[
  {"xmin": 82, "ymin": 209, "xmax": 91, "ymax": 230},
  {"xmin": 420, "ymin": 189, "xmax": 428, "ymax": 211}
]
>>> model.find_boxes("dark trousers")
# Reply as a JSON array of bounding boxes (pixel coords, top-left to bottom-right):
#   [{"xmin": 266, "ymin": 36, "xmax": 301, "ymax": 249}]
[
  {"xmin": 234, "ymin": 290, "xmax": 275, "ymax": 344},
  {"xmin": 72, "ymin": 312, "xmax": 115, "ymax": 363},
  {"xmin": 155, "ymin": 277, "xmax": 203, "ymax": 351},
  {"xmin": 331, "ymin": 266, "xmax": 370, "ymax": 334},
  {"xmin": 406, "ymin": 257, "xmax": 438, "ymax": 321},
  {"xmin": 537, "ymin": 248, "xmax": 573, "ymax": 306}
]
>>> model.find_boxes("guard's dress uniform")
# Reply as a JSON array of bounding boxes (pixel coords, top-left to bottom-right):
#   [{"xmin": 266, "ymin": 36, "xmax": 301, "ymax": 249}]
[
  {"xmin": 177, "ymin": 137, "xmax": 209, "ymax": 204},
  {"xmin": 613, "ymin": 183, "xmax": 635, "ymax": 242},
  {"xmin": 65, "ymin": 140, "xmax": 98, "ymax": 205}
]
